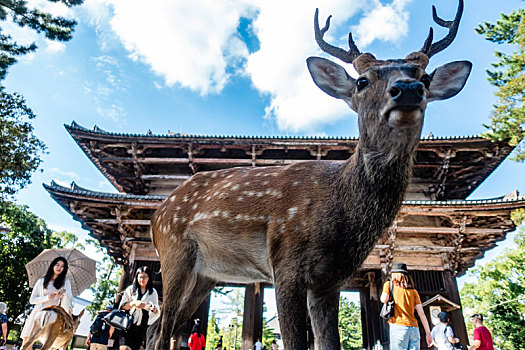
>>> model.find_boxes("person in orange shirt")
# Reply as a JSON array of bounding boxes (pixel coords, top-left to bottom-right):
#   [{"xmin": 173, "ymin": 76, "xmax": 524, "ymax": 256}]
[{"xmin": 380, "ymin": 263, "xmax": 432, "ymax": 350}]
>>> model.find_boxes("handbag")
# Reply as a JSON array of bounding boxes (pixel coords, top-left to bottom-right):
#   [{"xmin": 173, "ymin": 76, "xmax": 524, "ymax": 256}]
[
  {"xmin": 380, "ymin": 281, "xmax": 395, "ymax": 320},
  {"xmin": 103, "ymin": 309, "xmax": 133, "ymax": 331}
]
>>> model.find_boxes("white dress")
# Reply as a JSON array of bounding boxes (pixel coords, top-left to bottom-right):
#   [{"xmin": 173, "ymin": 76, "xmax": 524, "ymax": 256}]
[{"xmin": 20, "ymin": 277, "xmax": 73, "ymax": 338}]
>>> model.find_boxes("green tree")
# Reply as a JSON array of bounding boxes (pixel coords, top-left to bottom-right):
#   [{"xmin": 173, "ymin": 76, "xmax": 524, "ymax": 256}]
[
  {"xmin": 84, "ymin": 238, "xmax": 119, "ymax": 317},
  {"xmin": 460, "ymin": 212, "xmax": 525, "ymax": 349},
  {"xmin": 261, "ymin": 317, "xmax": 276, "ymax": 348},
  {"xmin": 0, "ymin": 86, "xmax": 46, "ymax": 198},
  {"xmin": 0, "ymin": 201, "xmax": 78, "ymax": 331},
  {"xmin": 338, "ymin": 296, "xmax": 362, "ymax": 350},
  {"xmin": 0, "ymin": 0, "xmax": 83, "ymax": 80},
  {"xmin": 477, "ymin": 8, "xmax": 525, "ymax": 161},
  {"xmin": 205, "ymin": 313, "xmax": 221, "ymax": 350}
]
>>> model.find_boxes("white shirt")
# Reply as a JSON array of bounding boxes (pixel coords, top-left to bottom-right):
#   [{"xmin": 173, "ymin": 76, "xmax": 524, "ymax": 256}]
[{"xmin": 255, "ymin": 341, "xmax": 262, "ymax": 350}]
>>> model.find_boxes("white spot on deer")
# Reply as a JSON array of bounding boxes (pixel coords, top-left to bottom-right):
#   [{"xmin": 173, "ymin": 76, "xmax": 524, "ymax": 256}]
[
  {"xmin": 288, "ymin": 207, "xmax": 298, "ymax": 220},
  {"xmin": 262, "ymin": 181, "xmax": 269, "ymax": 185},
  {"xmin": 235, "ymin": 214, "xmax": 243, "ymax": 221},
  {"xmin": 175, "ymin": 206, "xmax": 181, "ymax": 211},
  {"xmin": 226, "ymin": 174, "xmax": 234, "ymax": 179},
  {"xmin": 181, "ymin": 217, "xmax": 187, "ymax": 223},
  {"xmin": 222, "ymin": 182, "xmax": 232, "ymax": 189},
  {"xmin": 237, "ymin": 197, "xmax": 244, "ymax": 201},
  {"xmin": 193, "ymin": 192, "xmax": 199, "ymax": 197},
  {"xmin": 183, "ymin": 195, "xmax": 189, "ymax": 202},
  {"xmin": 173, "ymin": 217, "xmax": 179, "ymax": 224},
  {"xmin": 245, "ymin": 181, "xmax": 251, "ymax": 186},
  {"xmin": 293, "ymin": 181, "xmax": 300, "ymax": 186},
  {"xmin": 191, "ymin": 182, "xmax": 198, "ymax": 187},
  {"xmin": 169, "ymin": 196, "xmax": 177, "ymax": 202},
  {"xmin": 206, "ymin": 196, "xmax": 211, "ymax": 201},
  {"xmin": 192, "ymin": 203, "xmax": 198, "ymax": 210},
  {"xmin": 256, "ymin": 192, "xmax": 263, "ymax": 197},
  {"xmin": 231, "ymin": 184, "xmax": 239, "ymax": 191},
  {"xmin": 304, "ymin": 198, "xmax": 312, "ymax": 206},
  {"xmin": 211, "ymin": 173, "xmax": 218, "ymax": 178},
  {"xmin": 221, "ymin": 211, "xmax": 229, "ymax": 218},
  {"xmin": 314, "ymin": 180, "xmax": 319, "ymax": 185}
]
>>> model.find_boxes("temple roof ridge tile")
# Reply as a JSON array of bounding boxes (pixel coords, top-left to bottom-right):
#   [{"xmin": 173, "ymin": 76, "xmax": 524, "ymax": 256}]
[
  {"xmin": 66, "ymin": 121, "xmax": 485, "ymax": 141},
  {"xmin": 44, "ymin": 181, "xmax": 525, "ymax": 206}
]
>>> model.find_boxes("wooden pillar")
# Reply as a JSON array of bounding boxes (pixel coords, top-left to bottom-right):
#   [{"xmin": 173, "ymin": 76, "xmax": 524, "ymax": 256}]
[
  {"xmin": 359, "ymin": 286, "xmax": 386, "ymax": 350},
  {"xmin": 241, "ymin": 283, "xmax": 264, "ymax": 350},
  {"xmin": 443, "ymin": 271, "xmax": 469, "ymax": 347},
  {"xmin": 114, "ymin": 265, "xmax": 130, "ymax": 308}
]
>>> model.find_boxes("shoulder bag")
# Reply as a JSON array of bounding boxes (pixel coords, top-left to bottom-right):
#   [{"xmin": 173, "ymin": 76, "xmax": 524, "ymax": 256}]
[
  {"xmin": 445, "ymin": 326, "xmax": 465, "ymax": 350},
  {"xmin": 103, "ymin": 309, "xmax": 133, "ymax": 331},
  {"xmin": 380, "ymin": 281, "xmax": 395, "ymax": 320}
]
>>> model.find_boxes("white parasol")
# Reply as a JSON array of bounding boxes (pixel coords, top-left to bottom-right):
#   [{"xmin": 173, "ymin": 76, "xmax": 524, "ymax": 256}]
[{"xmin": 25, "ymin": 248, "xmax": 97, "ymax": 296}]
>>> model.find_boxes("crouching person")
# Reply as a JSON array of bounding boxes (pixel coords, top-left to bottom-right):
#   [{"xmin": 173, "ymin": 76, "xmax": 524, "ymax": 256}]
[{"xmin": 87, "ymin": 306, "xmax": 115, "ymax": 350}]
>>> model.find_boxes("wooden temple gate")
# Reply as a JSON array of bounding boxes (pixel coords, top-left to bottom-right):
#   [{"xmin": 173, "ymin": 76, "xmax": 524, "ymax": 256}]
[{"xmin": 45, "ymin": 122, "xmax": 525, "ymax": 349}]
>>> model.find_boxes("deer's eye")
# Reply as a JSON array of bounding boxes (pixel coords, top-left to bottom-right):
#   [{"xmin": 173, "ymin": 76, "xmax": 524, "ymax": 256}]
[
  {"xmin": 356, "ymin": 78, "xmax": 369, "ymax": 92},
  {"xmin": 420, "ymin": 74, "xmax": 431, "ymax": 89}
]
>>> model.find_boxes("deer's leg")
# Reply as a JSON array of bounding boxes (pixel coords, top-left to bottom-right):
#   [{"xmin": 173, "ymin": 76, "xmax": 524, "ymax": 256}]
[
  {"xmin": 155, "ymin": 254, "xmax": 215, "ymax": 350},
  {"xmin": 21, "ymin": 325, "xmax": 41, "ymax": 350},
  {"xmin": 39, "ymin": 331, "xmax": 56, "ymax": 350},
  {"xmin": 274, "ymin": 275, "xmax": 308, "ymax": 350},
  {"xmin": 307, "ymin": 289, "xmax": 341, "ymax": 350}
]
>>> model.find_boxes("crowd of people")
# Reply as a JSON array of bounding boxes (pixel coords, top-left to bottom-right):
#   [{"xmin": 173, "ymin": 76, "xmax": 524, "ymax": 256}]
[
  {"xmin": 379, "ymin": 262, "xmax": 494, "ymax": 350},
  {"xmin": 0, "ymin": 258, "xmax": 496, "ymax": 350}
]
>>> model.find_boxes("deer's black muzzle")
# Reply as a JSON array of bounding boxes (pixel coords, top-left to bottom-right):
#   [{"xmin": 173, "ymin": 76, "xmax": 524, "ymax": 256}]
[{"xmin": 388, "ymin": 81, "xmax": 425, "ymax": 106}]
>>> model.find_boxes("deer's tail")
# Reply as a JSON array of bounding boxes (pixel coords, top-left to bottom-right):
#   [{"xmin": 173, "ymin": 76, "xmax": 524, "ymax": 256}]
[{"xmin": 40, "ymin": 309, "xmax": 58, "ymax": 329}]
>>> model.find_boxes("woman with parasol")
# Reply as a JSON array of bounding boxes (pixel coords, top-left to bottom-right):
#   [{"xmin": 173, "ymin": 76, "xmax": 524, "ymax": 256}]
[{"xmin": 20, "ymin": 257, "xmax": 73, "ymax": 344}]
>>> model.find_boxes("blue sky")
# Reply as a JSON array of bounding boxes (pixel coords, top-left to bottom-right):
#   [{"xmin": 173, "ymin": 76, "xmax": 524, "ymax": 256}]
[{"xmin": 2, "ymin": 0, "xmax": 524, "ymax": 303}]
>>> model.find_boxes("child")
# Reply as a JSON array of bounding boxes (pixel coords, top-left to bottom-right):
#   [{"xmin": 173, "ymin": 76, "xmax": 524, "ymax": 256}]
[{"xmin": 431, "ymin": 311, "xmax": 460, "ymax": 350}]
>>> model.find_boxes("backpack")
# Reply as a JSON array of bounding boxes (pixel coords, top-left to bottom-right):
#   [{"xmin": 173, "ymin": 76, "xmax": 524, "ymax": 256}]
[{"xmin": 90, "ymin": 313, "xmax": 107, "ymax": 336}]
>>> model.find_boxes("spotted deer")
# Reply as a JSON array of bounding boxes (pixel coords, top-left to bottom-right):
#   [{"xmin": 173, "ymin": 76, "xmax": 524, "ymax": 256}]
[
  {"xmin": 21, "ymin": 306, "xmax": 84, "ymax": 350},
  {"xmin": 150, "ymin": 1, "xmax": 471, "ymax": 349}
]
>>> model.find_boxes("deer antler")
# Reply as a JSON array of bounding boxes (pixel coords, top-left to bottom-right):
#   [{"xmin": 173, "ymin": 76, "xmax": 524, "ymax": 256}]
[
  {"xmin": 420, "ymin": 0, "xmax": 463, "ymax": 58},
  {"xmin": 314, "ymin": 8, "xmax": 361, "ymax": 63}
]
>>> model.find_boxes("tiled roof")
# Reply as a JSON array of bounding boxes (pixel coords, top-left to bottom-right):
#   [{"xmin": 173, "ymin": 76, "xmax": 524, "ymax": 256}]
[
  {"xmin": 67, "ymin": 121, "xmax": 484, "ymax": 142},
  {"xmin": 44, "ymin": 181, "xmax": 525, "ymax": 206}
]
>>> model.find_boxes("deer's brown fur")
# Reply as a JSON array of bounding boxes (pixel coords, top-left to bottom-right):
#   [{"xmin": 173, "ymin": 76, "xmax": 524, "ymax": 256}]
[
  {"xmin": 150, "ymin": 1, "xmax": 472, "ymax": 349},
  {"xmin": 21, "ymin": 306, "xmax": 84, "ymax": 350}
]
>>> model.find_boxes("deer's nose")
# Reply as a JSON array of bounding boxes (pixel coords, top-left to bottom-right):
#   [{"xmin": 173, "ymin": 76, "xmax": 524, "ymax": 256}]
[{"xmin": 388, "ymin": 81, "xmax": 425, "ymax": 105}]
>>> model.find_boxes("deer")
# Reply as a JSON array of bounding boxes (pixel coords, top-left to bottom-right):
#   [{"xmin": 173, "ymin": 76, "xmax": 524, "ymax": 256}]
[
  {"xmin": 149, "ymin": 1, "xmax": 471, "ymax": 349},
  {"xmin": 21, "ymin": 306, "xmax": 84, "ymax": 350}
]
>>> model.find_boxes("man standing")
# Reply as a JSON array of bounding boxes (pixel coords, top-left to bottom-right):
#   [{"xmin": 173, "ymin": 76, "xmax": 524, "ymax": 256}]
[
  {"xmin": 87, "ymin": 305, "xmax": 115, "ymax": 350},
  {"xmin": 254, "ymin": 338, "xmax": 262, "ymax": 350},
  {"xmin": 469, "ymin": 313, "xmax": 494, "ymax": 350}
]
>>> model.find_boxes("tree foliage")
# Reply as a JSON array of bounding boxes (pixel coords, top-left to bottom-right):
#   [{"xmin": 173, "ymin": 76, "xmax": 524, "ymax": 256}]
[
  {"xmin": 0, "ymin": 86, "xmax": 46, "ymax": 198},
  {"xmin": 205, "ymin": 313, "xmax": 222, "ymax": 350},
  {"xmin": 460, "ymin": 216, "xmax": 525, "ymax": 350},
  {"xmin": 0, "ymin": 201, "xmax": 77, "ymax": 330},
  {"xmin": 338, "ymin": 296, "xmax": 362, "ymax": 350},
  {"xmin": 84, "ymin": 238, "xmax": 119, "ymax": 317},
  {"xmin": 0, "ymin": 0, "xmax": 83, "ymax": 80},
  {"xmin": 477, "ymin": 8, "xmax": 525, "ymax": 161}
]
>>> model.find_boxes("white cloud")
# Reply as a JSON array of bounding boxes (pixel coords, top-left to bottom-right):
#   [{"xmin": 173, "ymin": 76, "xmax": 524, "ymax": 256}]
[
  {"xmin": 45, "ymin": 40, "xmax": 66, "ymax": 53},
  {"xmin": 351, "ymin": 0, "xmax": 412, "ymax": 48},
  {"xmin": 47, "ymin": 167, "xmax": 80, "ymax": 180},
  {"xmin": 82, "ymin": 0, "xmax": 413, "ymax": 132}
]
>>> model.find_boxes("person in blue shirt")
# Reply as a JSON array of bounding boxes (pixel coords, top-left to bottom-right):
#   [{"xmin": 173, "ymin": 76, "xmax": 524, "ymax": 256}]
[{"xmin": 0, "ymin": 302, "xmax": 8, "ymax": 347}]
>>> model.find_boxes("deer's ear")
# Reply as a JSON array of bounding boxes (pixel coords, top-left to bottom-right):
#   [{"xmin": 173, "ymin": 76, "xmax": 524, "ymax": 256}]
[
  {"xmin": 307, "ymin": 57, "xmax": 355, "ymax": 99},
  {"xmin": 427, "ymin": 61, "xmax": 472, "ymax": 102}
]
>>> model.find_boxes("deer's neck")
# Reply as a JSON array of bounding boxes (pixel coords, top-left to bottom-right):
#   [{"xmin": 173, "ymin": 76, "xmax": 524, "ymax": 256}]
[{"xmin": 334, "ymin": 128, "xmax": 420, "ymax": 244}]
